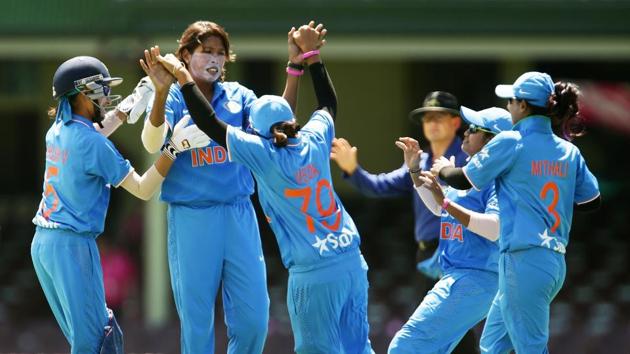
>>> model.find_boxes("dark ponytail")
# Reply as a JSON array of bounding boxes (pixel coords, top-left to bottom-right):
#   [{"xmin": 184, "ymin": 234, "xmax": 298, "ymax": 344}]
[
  {"xmin": 549, "ymin": 82, "xmax": 584, "ymax": 140},
  {"xmin": 271, "ymin": 121, "xmax": 301, "ymax": 147}
]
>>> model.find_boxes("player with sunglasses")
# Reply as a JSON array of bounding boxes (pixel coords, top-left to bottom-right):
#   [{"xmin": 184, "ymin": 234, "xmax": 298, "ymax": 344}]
[
  {"xmin": 389, "ymin": 107, "xmax": 512, "ymax": 354},
  {"xmin": 434, "ymin": 72, "xmax": 601, "ymax": 353}
]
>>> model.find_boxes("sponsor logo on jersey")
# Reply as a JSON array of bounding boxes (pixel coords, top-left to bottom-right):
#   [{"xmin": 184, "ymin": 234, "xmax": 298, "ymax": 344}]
[
  {"xmin": 538, "ymin": 228, "xmax": 566, "ymax": 254},
  {"xmin": 311, "ymin": 227, "xmax": 357, "ymax": 255},
  {"xmin": 471, "ymin": 148, "xmax": 489, "ymax": 168}
]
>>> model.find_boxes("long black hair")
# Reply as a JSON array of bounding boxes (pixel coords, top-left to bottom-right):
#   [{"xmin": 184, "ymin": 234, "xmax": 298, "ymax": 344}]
[{"xmin": 529, "ymin": 81, "xmax": 583, "ymax": 140}]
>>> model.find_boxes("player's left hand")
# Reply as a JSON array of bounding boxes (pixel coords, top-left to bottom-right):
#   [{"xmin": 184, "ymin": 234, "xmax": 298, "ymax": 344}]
[
  {"xmin": 116, "ymin": 76, "xmax": 154, "ymax": 124},
  {"xmin": 430, "ymin": 155, "xmax": 456, "ymax": 177}
]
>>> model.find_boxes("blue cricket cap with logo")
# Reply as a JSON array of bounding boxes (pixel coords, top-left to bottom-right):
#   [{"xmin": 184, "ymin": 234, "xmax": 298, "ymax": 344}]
[
  {"xmin": 495, "ymin": 71, "xmax": 554, "ymax": 108},
  {"xmin": 460, "ymin": 106, "xmax": 512, "ymax": 134},
  {"xmin": 250, "ymin": 95, "xmax": 294, "ymax": 138}
]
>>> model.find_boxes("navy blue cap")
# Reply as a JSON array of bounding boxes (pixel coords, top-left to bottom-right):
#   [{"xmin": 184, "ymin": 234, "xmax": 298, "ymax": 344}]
[{"xmin": 52, "ymin": 56, "xmax": 122, "ymax": 100}]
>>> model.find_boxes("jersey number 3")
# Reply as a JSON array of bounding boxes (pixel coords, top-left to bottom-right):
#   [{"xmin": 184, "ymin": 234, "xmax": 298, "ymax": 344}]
[
  {"xmin": 540, "ymin": 181, "xmax": 561, "ymax": 233},
  {"xmin": 284, "ymin": 179, "xmax": 341, "ymax": 234}
]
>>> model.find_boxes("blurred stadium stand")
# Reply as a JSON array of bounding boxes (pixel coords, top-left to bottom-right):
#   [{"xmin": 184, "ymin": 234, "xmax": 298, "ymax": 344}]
[{"xmin": 1, "ymin": 0, "xmax": 630, "ymax": 353}]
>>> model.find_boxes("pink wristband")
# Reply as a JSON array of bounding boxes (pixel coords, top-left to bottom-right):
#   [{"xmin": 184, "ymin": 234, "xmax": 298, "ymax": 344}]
[
  {"xmin": 301, "ymin": 50, "xmax": 320, "ymax": 60},
  {"xmin": 286, "ymin": 67, "xmax": 304, "ymax": 76},
  {"xmin": 442, "ymin": 198, "xmax": 451, "ymax": 210}
]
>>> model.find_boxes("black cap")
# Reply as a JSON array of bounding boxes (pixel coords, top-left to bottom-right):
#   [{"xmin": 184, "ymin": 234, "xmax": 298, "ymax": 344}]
[{"xmin": 408, "ymin": 91, "xmax": 460, "ymax": 125}]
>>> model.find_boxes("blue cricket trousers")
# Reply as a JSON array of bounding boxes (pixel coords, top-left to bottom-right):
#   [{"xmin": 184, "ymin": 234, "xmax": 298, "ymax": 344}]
[
  {"xmin": 167, "ymin": 199, "xmax": 269, "ymax": 354},
  {"xmin": 388, "ymin": 269, "xmax": 498, "ymax": 354},
  {"xmin": 480, "ymin": 247, "xmax": 566, "ymax": 354},
  {"xmin": 31, "ymin": 227, "xmax": 110, "ymax": 354}
]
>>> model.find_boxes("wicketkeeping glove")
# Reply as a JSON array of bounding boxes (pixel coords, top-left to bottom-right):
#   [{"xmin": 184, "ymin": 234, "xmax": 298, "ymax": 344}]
[
  {"xmin": 161, "ymin": 115, "xmax": 210, "ymax": 160},
  {"xmin": 116, "ymin": 76, "xmax": 155, "ymax": 124}
]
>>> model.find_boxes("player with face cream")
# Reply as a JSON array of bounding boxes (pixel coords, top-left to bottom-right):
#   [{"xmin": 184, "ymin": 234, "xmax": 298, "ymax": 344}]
[{"xmin": 139, "ymin": 20, "xmax": 324, "ymax": 354}]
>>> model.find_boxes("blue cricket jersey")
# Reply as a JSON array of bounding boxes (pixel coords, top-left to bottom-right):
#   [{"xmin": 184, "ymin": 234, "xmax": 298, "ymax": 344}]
[
  {"xmin": 344, "ymin": 138, "xmax": 467, "ymax": 242},
  {"xmin": 226, "ymin": 110, "xmax": 362, "ymax": 271},
  {"xmin": 438, "ymin": 185, "xmax": 499, "ymax": 274},
  {"xmin": 146, "ymin": 81, "xmax": 257, "ymax": 204},
  {"xmin": 33, "ymin": 114, "xmax": 132, "ymax": 235},
  {"xmin": 463, "ymin": 116, "xmax": 600, "ymax": 254}
]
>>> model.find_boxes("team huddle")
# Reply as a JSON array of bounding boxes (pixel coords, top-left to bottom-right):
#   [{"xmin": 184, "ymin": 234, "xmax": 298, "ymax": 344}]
[{"xmin": 31, "ymin": 19, "xmax": 600, "ymax": 354}]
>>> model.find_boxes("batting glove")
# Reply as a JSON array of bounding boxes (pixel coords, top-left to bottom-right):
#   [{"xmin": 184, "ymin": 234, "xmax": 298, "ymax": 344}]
[
  {"xmin": 161, "ymin": 115, "xmax": 210, "ymax": 160},
  {"xmin": 117, "ymin": 76, "xmax": 155, "ymax": 124}
]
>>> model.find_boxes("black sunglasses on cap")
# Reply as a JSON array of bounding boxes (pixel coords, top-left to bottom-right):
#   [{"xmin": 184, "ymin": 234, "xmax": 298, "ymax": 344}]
[{"xmin": 466, "ymin": 124, "xmax": 495, "ymax": 135}]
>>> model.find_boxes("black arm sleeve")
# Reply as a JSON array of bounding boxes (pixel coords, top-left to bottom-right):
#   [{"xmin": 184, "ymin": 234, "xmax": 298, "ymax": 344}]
[
  {"xmin": 309, "ymin": 62, "xmax": 337, "ymax": 120},
  {"xmin": 438, "ymin": 167, "xmax": 473, "ymax": 190},
  {"xmin": 574, "ymin": 195, "xmax": 601, "ymax": 212},
  {"xmin": 180, "ymin": 82, "xmax": 227, "ymax": 147}
]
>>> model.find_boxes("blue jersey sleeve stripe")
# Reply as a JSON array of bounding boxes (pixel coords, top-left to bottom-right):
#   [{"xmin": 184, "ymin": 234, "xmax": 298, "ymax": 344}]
[
  {"xmin": 114, "ymin": 167, "xmax": 135, "ymax": 188},
  {"xmin": 462, "ymin": 166, "xmax": 482, "ymax": 191},
  {"xmin": 576, "ymin": 192, "xmax": 600, "ymax": 205}
]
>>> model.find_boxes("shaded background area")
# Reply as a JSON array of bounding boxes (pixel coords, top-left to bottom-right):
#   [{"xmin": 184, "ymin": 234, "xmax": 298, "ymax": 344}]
[{"xmin": 1, "ymin": 1, "xmax": 630, "ymax": 353}]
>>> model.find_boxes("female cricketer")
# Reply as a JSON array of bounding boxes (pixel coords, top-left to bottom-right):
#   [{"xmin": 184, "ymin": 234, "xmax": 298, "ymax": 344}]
[
  {"xmin": 388, "ymin": 107, "xmax": 512, "ymax": 353},
  {"xmin": 31, "ymin": 56, "xmax": 208, "ymax": 354},
  {"xmin": 138, "ymin": 20, "xmax": 325, "ymax": 354},
  {"xmin": 434, "ymin": 71, "xmax": 601, "ymax": 353},
  {"xmin": 145, "ymin": 23, "xmax": 375, "ymax": 354}
]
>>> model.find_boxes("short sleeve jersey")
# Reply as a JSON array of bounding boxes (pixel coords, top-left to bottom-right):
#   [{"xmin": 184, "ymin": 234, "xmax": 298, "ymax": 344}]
[
  {"xmin": 33, "ymin": 114, "xmax": 132, "ymax": 235},
  {"xmin": 226, "ymin": 110, "xmax": 361, "ymax": 271},
  {"xmin": 146, "ymin": 81, "xmax": 257, "ymax": 204},
  {"xmin": 463, "ymin": 116, "xmax": 600, "ymax": 253}
]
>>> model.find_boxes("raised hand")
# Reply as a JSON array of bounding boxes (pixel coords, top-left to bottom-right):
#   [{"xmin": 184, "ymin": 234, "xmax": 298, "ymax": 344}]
[
  {"xmin": 292, "ymin": 20, "xmax": 324, "ymax": 53},
  {"xmin": 430, "ymin": 155, "xmax": 456, "ymax": 177},
  {"xmin": 311, "ymin": 21, "xmax": 327, "ymax": 49},
  {"xmin": 139, "ymin": 46, "xmax": 175, "ymax": 94},
  {"xmin": 395, "ymin": 137, "xmax": 423, "ymax": 171},
  {"xmin": 330, "ymin": 138, "xmax": 359, "ymax": 175},
  {"xmin": 287, "ymin": 27, "xmax": 303, "ymax": 65},
  {"xmin": 116, "ymin": 77, "xmax": 154, "ymax": 124},
  {"xmin": 155, "ymin": 53, "xmax": 185, "ymax": 78},
  {"xmin": 418, "ymin": 171, "xmax": 446, "ymax": 205}
]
